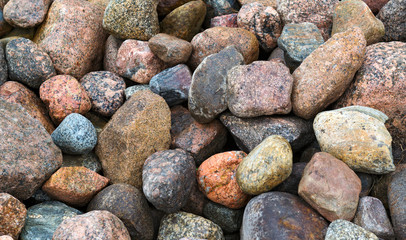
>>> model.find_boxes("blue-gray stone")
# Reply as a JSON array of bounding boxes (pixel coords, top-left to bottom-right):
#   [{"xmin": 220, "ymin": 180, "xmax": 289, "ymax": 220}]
[
  {"xmin": 20, "ymin": 201, "xmax": 82, "ymax": 240},
  {"xmin": 125, "ymin": 84, "xmax": 150, "ymax": 100},
  {"xmin": 51, "ymin": 113, "xmax": 97, "ymax": 155},
  {"xmin": 203, "ymin": 201, "xmax": 243, "ymax": 234}
]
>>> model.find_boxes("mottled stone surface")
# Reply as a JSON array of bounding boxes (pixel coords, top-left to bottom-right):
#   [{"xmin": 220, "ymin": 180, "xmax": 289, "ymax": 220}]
[
  {"xmin": 52, "ymin": 210, "xmax": 131, "ymax": 240},
  {"xmin": 188, "ymin": 27, "xmax": 259, "ymax": 69},
  {"xmin": 363, "ymin": 0, "xmax": 389, "ymax": 13},
  {"xmin": 20, "ymin": 201, "xmax": 82, "ymax": 240},
  {"xmin": 198, "ymin": 151, "xmax": 249, "ymax": 209},
  {"xmin": 203, "ymin": 202, "xmax": 243, "ymax": 234},
  {"xmin": 0, "ymin": 46, "xmax": 7, "ymax": 86},
  {"xmin": 0, "ymin": 81, "xmax": 55, "ymax": 134},
  {"xmin": 116, "ymin": 39, "xmax": 166, "ymax": 84},
  {"xmin": 189, "ymin": 46, "xmax": 244, "ymax": 123},
  {"xmin": 377, "ymin": 0, "xmax": 406, "ymax": 41},
  {"xmin": 0, "ymin": 99, "xmax": 62, "ymax": 200},
  {"xmin": 42, "ymin": 166, "xmax": 109, "ymax": 207},
  {"xmin": 80, "ymin": 71, "xmax": 125, "ymax": 116},
  {"xmin": 210, "ymin": 13, "xmax": 238, "ymax": 28},
  {"xmin": 39, "ymin": 75, "xmax": 91, "ymax": 124},
  {"xmin": 158, "ymin": 212, "xmax": 225, "ymax": 240},
  {"xmin": 388, "ymin": 168, "xmax": 406, "ymax": 239},
  {"xmin": 160, "ymin": 0, "xmax": 206, "ymax": 41},
  {"xmin": 227, "ymin": 60, "xmax": 293, "ymax": 117},
  {"xmin": 274, "ymin": 162, "xmax": 307, "ymax": 195},
  {"xmin": 241, "ymin": 192, "xmax": 328, "ymax": 240},
  {"xmin": 204, "ymin": 0, "xmax": 239, "ymax": 27},
  {"xmin": 314, "ymin": 107, "xmax": 395, "ymax": 174},
  {"xmin": 103, "ymin": 0, "xmax": 159, "ymax": 40},
  {"xmin": 125, "ymin": 84, "xmax": 150, "ymax": 99},
  {"xmin": 325, "ymin": 220, "xmax": 378, "ymax": 240},
  {"xmin": 236, "ymin": 135, "xmax": 293, "ymax": 195},
  {"xmin": 96, "ymin": 90, "xmax": 171, "ymax": 188},
  {"xmin": 149, "ymin": 33, "xmax": 192, "ymax": 66},
  {"xmin": 143, "ymin": 149, "xmax": 196, "ymax": 213},
  {"xmin": 298, "ymin": 152, "xmax": 361, "ymax": 222},
  {"xmin": 0, "ymin": 193, "xmax": 27, "ymax": 239},
  {"xmin": 3, "ymin": 0, "xmax": 51, "ymax": 28},
  {"xmin": 34, "ymin": 0, "xmax": 107, "ymax": 79},
  {"xmin": 237, "ymin": 2, "xmax": 282, "ymax": 51},
  {"xmin": 103, "ymin": 35, "xmax": 123, "ymax": 74},
  {"xmin": 87, "ymin": 184, "xmax": 154, "ymax": 240},
  {"xmin": 62, "ymin": 151, "xmax": 102, "ymax": 173},
  {"xmin": 292, "ymin": 27, "xmax": 366, "ymax": 119},
  {"xmin": 157, "ymin": 0, "xmax": 193, "ymax": 16}
]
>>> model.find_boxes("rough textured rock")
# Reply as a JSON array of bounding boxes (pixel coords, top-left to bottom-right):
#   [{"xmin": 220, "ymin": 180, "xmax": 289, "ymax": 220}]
[
  {"xmin": 363, "ymin": 0, "xmax": 389, "ymax": 13},
  {"xmin": 204, "ymin": 0, "xmax": 239, "ymax": 27},
  {"xmin": 103, "ymin": 0, "xmax": 159, "ymax": 40},
  {"xmin": 236, "ymin": 135, "xmax": 293, "ymax": 195},
  {"xmin": 143, "ymin": 149, "xmax": 196, "ymax": 213},
  {"xmin": 227, "ymin": 60, "xmax": 293, "ymax": 117},
  {"xmin": 157, "ymin": 0, "xmax": 193, "ymax": 16},
  {"xmin": 388, "ymin": 168, "xmax": 406, "ymax": 239},
  {"xmin": 325, "ymin": 220, "xmax": 378, "ymax": 240},
  {"xmin": 0, "ymin": 193, "xmax": 27, "ymax": 239},
  {"xmin": 298, "ymin": 152, "xmax": 362, "ymax": 222},
  {"xmin": 87, "ymin": 184, "xmax": 154, "ymax": 240},
  {"xmin": 148, "ymin": 33, "xmax": 192, "ymax": 65},
  {"xmin": 0, "ymin": 99, "xmax": 62, "ymax": 200},
  {"xmin": 62, "ymin": 152, "xmax": 102, "ymax": 173},
  {"xmin": 238, "ymin": 0, "xmax": 276, "ymax": 8},
  {"xmin": 3, "ymin": 0, "xmax": 51, "ymax": 28},
  {"xmin": 125, "ymin": 85, "xmax": 150, "ymax": 99},
  {"xmin": 377, "ymin": 0, "xmax": 406, "ymax": 41},
  {"xmin": 292, "ymin": 27, "xmax": 366, "ymax": 119},
  {"xmin": 0, "ymin": 47, "xmax": 7, "ymax": 86},
  {"xmin": 241, "ymin": 192, "xmax": 328, "ymax": 240},
  {"xmin": 96, "ymin": 90, "xmax": 171, "ymax": 188},
  {"xmin": 203, "ymin": 202, "xmax": 243, "ymax": 234},
  {"xmin": 210, "ymin": 13, "xmax": 238, "ymax": 28},
  {"xmin": 189, "ymin": 46, "xmax": 244, "ymax": 123},
  {"xmin": 103, "ymin": 35, "xmax": 123, "ymax": 74},
  {"xmin": 34, "ymin": 0, "xmax": 107, "ymax": 79},
  {"xmin": 274, "ymin": 162, "xmax": 307, "ymax": 194}
]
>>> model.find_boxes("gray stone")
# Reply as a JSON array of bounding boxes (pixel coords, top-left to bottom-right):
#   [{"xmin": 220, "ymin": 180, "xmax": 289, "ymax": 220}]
[
  {"xmin": 3, "ymin": 0, "xmax": 51, "ymax": 28},
  {"xmin": 274, "ymin": 162, "xmax": 307, "ymax": 195},
  {"xmin": 0, "ymin": 46, "xmax": 7, "ymax": 86},
  {"xmin": 325, "ymin": 219, "xmax": 378, "ymax": 240},
  {"xmin": 62, "ymin": 151, "xmax": 102, "ymax": 173},
  {"xmin": 356, "ymin": 172, "xmax": 375, "ymax": 197},
  {"xmin": 203, "ymin": 201, "xmax": 243, "ymax": 234},
  {"xmin": 377, "ymin": 0, "xmax": 406, "ymax": 41},
  {"xmin": 125, "ymin": 85, "xmax": 150, "ymax": 100},
  {"xmin": 388, "ymin": 168, "xmax": 406, "ymax": 239}
]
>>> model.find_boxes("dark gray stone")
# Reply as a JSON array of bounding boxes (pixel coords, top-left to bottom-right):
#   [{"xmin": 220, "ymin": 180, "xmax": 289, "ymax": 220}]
[
  {"xmin": 0, "ymin": 46, "xmax": 7, "ymax": 86},
  {"xmin": 388, "ymin": 168, "xmax": 406, "ymax": 239},
  {"xmin": 356, "ymin": 172, "xmax": 375, "ymax": 197},
  {"xmin": 274, "ymin": 162, "xmax": 307, "ymax": 194},
  {"xmin": 203, "ymin": 201, "xmax": 243, "ymax": 234},
  {"xmin": 377, "ymin": 0, "xmax": 406, "ymax": 41}
]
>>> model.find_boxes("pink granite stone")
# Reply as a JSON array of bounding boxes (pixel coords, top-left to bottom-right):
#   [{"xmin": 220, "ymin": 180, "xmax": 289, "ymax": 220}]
[
  {"xmin": 210, "ymin": 13, "xmax": 238, "ymax": 28},
  {"xmin": 363, "ymin": 0, "xmax": 389, "ymax": 14},
  {"xmin": 3, "ymin": 0, "xmax": 51, "ymax": 28}
]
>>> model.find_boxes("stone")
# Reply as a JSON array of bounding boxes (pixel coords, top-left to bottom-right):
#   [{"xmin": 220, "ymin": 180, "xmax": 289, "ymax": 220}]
[
  {"xmin": 157, "ymin": 211, "xmax": 225, "ymax": 240},
  {"xmin": 103, "ymin": 35, "xmax": 123, "ymax": 75},
  {"xmin": 357, "ymin": 172, "xmax": 375, "ymax": 197},
  {"xmin": 39, "ymin": 75, "xmax": 92, "ymax": 124},
  {"xmin": 96, "ymin": 90, "xmax": 171, "ymax": 188},
  {"xmin": 274, "ymin": 162, "xmax": 307, "ymax": 195},
  {"xmin": 116, "ymin": 39, "xmax": 166, "ymax": 84},
  {"xmin": 237, "ymin": 2, "xmax": 282, "ymax": 52},
  {"xmin": 88, "ymin": 0, "xmax": 109, "ymax": 9},
  {"xmin": 236, "ymin": 135, "xmax": 293, "ymax": 195},
  {"xmin": 80, "ymin": 71, "xmax": 126, "ymax": 117},
  {"xmin": 34, "ymin": 0, "xmax": 107, "ymax": 79},
  {"xmin": 189, "ymin": 46, "xmax": 244, "ymax": 123},
  {"xmin": 103, "ymin": 0, "xmax": 159, "ymax": 40},
  {"xmin": 182, "ymin": 180, "xmax": 208, "ymax": 216},
  {"xmin": 148, "ymin": 33, "xmax": 192, "ymax": 66},
  {"xmin": 87, "ymin": 184, "xmax": 154, "ymax": 240},
  {"xmin": 203, "ymin": 201, "xmax": 243, "ymax": 234},
  {"xmin": 188, "ymin": 27, "xmax": 259, "ymax": 69},
  {"xmin": 298, "ymin": 152, "xmax": 362, "ymax": 222},
  {"xmin": 210, "ymin": 13, "xmax": 238, "ymax": 28},
  {"xmin": 124, "ymin": 85, "xmax": 150, "ymax": 99},
  {"xmin": 227, "ymin": 60, "xmax": 293, "ymax": 117},
  {"xmin": 62, "ymin": 152, "xmax": 101, "ymax": 173},
  {"xmin": 52, "ymin": 210, "xmax": 131, "ymax": 240},
  {"xmin": 277, "ymin": 22, "xmax": 324, "ymax": 71},
  {"xmin": 20, "ymin": 201, "xmax": 82, "ymax": 240},
  {"xmin": 3, "ymin": 0, "xmax": 51, "ymax": 28},
  {"xmin": 5, "ymin": 37, "xmax": 55, "ymax": 89},
  {"xmin": 204, "ymin": 0, "xmax": 239, "ymax": 27},
  {"xmin": 51, "ymin": 113, "xmax": 97, "ymax": 155},
  {"xmin": 42, "ymin": 166, "xmax": 109, "ymax": 207},
  {"xmin": 0, "ymin": 193, "xmax": 27, "ymax": 239},
  {"xmin": 388, "ymin": 168, "xmax": 406, "ymax": 239},
  {"xmin": 377, "ymin": 0, "xmax": 406, "ymax": 41},
  {"xmin": 25, "ymin": 189, "xmax": 53, "ymax": 205},
  {"xmin": 0, "ymin": 81, "xmax": 55, "ymax": 134},
  {"xmin": 363, "ymin": 0, "xmax": 389, "ymax": 13},
  {"xmin": 0, "ymin": 99, "xmax": 62, "ymax": 200},
  {"xmin": 292, "ymin": 27, "xmax": 366, "ymax": 119},
  {"xmin": 83, "ymin": 112, "xmax": 108, "ymax": 138},
  {"xmin": 160, "ymin": 0, "xmax": 206, "ymax": 41},
  {"xmin": 238, "ymin": 0, "xmax": 276, "ymax": 8},
  {"xmin": 149, "ymin": 64, "xmax": 192, "ymax": 106},
  {"xmin": 0, "ymin": 10, "xmax": 12, "ymax": 37},
  {"xmin": 241, "ymin": 192, "xmax": 328, "ymax": 240},
  {"xmin": 0, "ymin": 236, "xmax": 13, "ymax": 240},
  {"xmin": 197, "ymin": 151, "xmax": 250, "ymax": 209},
  {"xmin": 313, "ymin": 107, "xmax": 395, "ymax": 174},
  {"xmin": 157, "ymin": 0, "xmax": 193, "ymax": 16},
  {"xmin": 325, "ymin": 220, "xmax": 378, "ymax": 240},
  {"xmin": 353, "ymin": 196, "xmax": 395, "ymax": 239},
  {"xmin": 0, "ymin": 47, "xmax": 7, "ymax": 86},
  {"xmin": 143, "ymin": 149, "xmax": 196, "ymax": 213}
]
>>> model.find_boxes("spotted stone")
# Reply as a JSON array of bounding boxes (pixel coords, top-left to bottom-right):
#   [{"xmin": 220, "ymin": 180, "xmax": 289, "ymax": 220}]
[
  {"xmin": 325, "ymin": 220, "xmax": 378, "ymax": 240},
  {"xmin": 377, "ymin": 0, "xmax": 406, "ymax": 41},
  {"xmin": 0, "ymin": 193, "xmax": 27, "ymax": 239},
  {"xmin": 3, "ymin": 0, "xmax": 51, "ymax": 28},
  {"xmin": 103, "ymin": 35, "xmax": 123, "ymax": 75}
]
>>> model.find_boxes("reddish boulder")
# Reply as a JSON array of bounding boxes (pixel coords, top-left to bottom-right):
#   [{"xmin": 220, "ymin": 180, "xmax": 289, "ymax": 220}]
[
  {"xmin": 3, "ymin": 0, "xmax": 51, "ymax": 28},
  {"xmin": 0, "ymin": 193, "xmax": 27, "ymax": 239},
  {"xmin": 148, "ymin": 33, "xmax": 192, "ymax": 66}
]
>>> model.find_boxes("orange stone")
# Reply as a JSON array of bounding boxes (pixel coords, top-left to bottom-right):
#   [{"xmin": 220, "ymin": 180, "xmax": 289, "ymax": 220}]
[{"xmin": 0, "ymin": 193, "xmax": 26, "ymax": 239}]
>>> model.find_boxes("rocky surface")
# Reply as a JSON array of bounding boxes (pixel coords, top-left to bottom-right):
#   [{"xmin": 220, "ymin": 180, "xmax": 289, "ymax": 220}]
[
  {"xmin": 325, "ymin": 219, "xmax": 378, "ymax": 240},
  {"xmin": 3, "ymin": 0, "xmax": 51, "ymax": 28},
  {"xmin": 0, "ymin": 193, "xmax": 27, "ymax": 239},
  {"xmin": 148, "ymin": 33, "xmax": 192, "ymax": 66},
  {"xmin": 388, "ymin": 168, "xmax": 406, "ymax": 239},
  {"xmin": 377, "ymin": 0, "xmax": 406, "ymax": 42}
]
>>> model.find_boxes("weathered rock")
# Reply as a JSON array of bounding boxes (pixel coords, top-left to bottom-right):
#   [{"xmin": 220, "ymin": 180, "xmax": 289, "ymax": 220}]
[
  {"xmin": 325, "ymin": 220, "xmax": 378, "ymax": 240},
  {"xmin": 388, "ymin": 168, "xmax": 406, "ymax": 239},
  {"xmin": 25, "ymin": 189, "xmax": 52, "ymax": 205},
  {"xmin": 0, "ymin": 47, "xmax": 7, "ymax": 86},
  {"xmin": 377, "ymin": 0, "xmax": 406, "ymax": 41},
  {"xmin": 0, "ymin": 193, "xmax": 27, "ymax": 239},
  {"xmin": 210, "ymin": 13, "xmax": 238, "ymax": 28},
  {"xmin": 274, "ymin": 162, "xmax": 307, "ymax": 195},
  {"xmin": 62, "ymin": 151, "xmax": 102, "ymax": 173},
  {"xmin": 203, "ymin": 201, "xmax": 243, "ymax": 234},
  {"xmin": 3, "ymin": 0, "xmax": 51, "ymax": 28},
  {"xmin": 103, "ymin": 35, "xmax": 123, "ymax": 74},
  {"xmin": 157, "ymin": 0, "xmax": 193, "ymax": 16},
  {"xmin": 204, "ymin": 0, "xmax": 239, "ymax": 27},
  {"xmin": 124, "ymin": 85, "xmax": 150, "ymax": 99},
  {"xmin": 238, "ymin": 0, "xmax": 276, "ymax": 8},
  {"xmin": 363, "ymin": 0, "xmax": 389, "ymax": 13},
  {"xmin": 149, "ymin": 33, "xmax": 192, "ymax": 65}
]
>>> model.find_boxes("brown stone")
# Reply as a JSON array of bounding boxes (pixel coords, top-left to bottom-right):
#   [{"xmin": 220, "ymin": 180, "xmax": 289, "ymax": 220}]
[
  {"xmin": 157, "ymin": 0, "xmax": 194, "ymax": 16},
  {"xmin": 88, "ymin": 0, "xmax": 109, "ymax": 10},
  {"xmin": 103, "ymin": 35, "xmax": 123, "ymax": 75},
  {"xmin": 3, "ymin": 0, "xmax": 51, "ymax": 28},
  {"xmin": 148, "ymin": 33, "xmax": 192, "ymax": 65},
  {"xmin": 238, "ymin": 0, "xmax": 277, "ymax": 8},
  {"xmin": 0, "ymin": 193, "xmax": 27, "ymax": 239},
  {"xmin": 388, "ymin": 168, "xmax": 406, "ymax": 239},
  {"xmin": 210, "ymin": 13, "xmax": 238, "ymax": 28},
  {"xmin": 363, "ymin": 0, "xmax": 389, "ymax": 13}
]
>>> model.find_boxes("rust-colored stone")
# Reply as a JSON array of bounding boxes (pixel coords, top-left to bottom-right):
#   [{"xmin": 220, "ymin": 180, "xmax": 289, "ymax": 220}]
[{"xmin": 0, "ymin": 193, "xmax": 27, "ymax": 239}]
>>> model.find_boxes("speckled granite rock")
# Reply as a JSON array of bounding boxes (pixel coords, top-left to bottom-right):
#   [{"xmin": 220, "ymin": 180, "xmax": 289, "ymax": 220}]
[
  {"xmin": 0, "ymin": 193, "xmax": 27, "ymax": 239},
  {"xmin": 236, "ymin": 135, "xmax": 293, "ymax": 195},
  {"xmin": 0, "ymin": 10, "xmax": 12, "ymax": 37},
  {"xmin": 0, "ymin": 99, "xmax": 62, "ymax": 200},
  {"xmin": 0, "ymin": 81, "xmax": 55, "ymax": 134},
  {"xmin": 363, "ymin": 0, "xmax": 389, "ymax": 13},
  {"xmin": 241, "ymin": 192, "xmax": 328, "ymax": 240},
  {"xmin": 204, "ymin": 0, "xmax": 239, "ymax": 27},
  {"xmin": 210, "ymin": 13, "xmax": 238, "ymax": 28},
  {"xmin": 203, "ymin": 202, "xmax": 243, "ymax": 234},
  {"xmin": 5, "ymin": 37, "xmax": 55, "ymax": 88},
  {"xmin": 96, "ymin": 90, "xmax": 171, "ymax": 188},
  {"xmin": 274, "ymin": 162, "xmax": 307, "ymax": 195},
  {"xmin": 157, "ymin": 0, "xmax": 193, "ymax": 16},
  {"xmin": 227, "ymin": 60, "xmax": 293, "ymax": 117},
  {"xmin": 80, "ymin": 71, "xmax": 125, "ymax": 117},
  {"xmin": 52, "ymin": 210, "xmax": 131, "ymax": 240},
  {"xmin": 88, "ymin": 0, "xmax": 109, "ymax": 9},
  {"xmin": 189, "ymin": 46, "xmax": 244, "ymax": 123},
  {"xmin": 188, "ymin": 27, "xmax": 259, "ymax": 69},
  {"xmin": 238, "ymin": 0, "xmax": 276, "ymax": 8},
  {"xmin": 143, "ymin": 149, "xmax": 196, "ymax": 213},
  {"xmin": 0, "ymin": 47, "xmax": 7, "ymax": 86},
  {"xmin": 198, "ymin": 151, "xmax": 250, "ymax": 209},
  {"xmin": 314, "ymin": 107, "xmax": 395, "ymax": 174},
  {"xmin": 388, "ymin": 168, "xmax": 406, "ymax": 239},
  {"xmin": 148, "ymin": 34, "xmax": 192, "ymax": 66},
  {"xmin": 157, "ymin": 211, "xmax": 225, "ymax": 240},
  {"xmin": 62, "ymin": 152, "xmax": 101, "ymax": 173},
  {"xmin": 292, "ymin": 27, "xmax": 366, "ymax": 119},
  {"xmin": 87, "ymin": 184, "xmax": 154, "ymax": 240},
  {"xmin": 39, "ymin": 75, "xmax": 91, "ymax": 124},
  {"xmin": 20, "ymin": 201, "xmax": 82, "ymax": 240},
  {"xmin": 34, "ymin": 0, "xmax": 107, "ymax": 79},
  {"xmin": 325, "ymin": 220, "xmax": 378, "ymax": 240},
  {"xmin": 124, "ymin": 85, "xmax": 150, "ymax": 99},
  {"xmin": 3, "ymin": 0, "xmax": 51, "ymax": 28},
  {"xmin": 377, "ymin": 0, "xmax": 406, "ymax": 41},
  {"xmin": 103, "ymin": 0, "xmax": 159, "ymax": 40},
  {"xmin": 160, "ymin": 0, "xmax": 206, "ymax": 41},
  {"xmin": 103, "ymin": 35, "xmax": 123, "ymax": 75}
]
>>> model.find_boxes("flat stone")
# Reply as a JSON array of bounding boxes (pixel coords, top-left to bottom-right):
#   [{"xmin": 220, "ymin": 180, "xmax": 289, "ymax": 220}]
[
  {"xmin": 103, "ymin": 35, "xmax": 123, "ymax": 75},
  {"xmin": 203, "ymin": 201, "xmax": 243, "ymax": 234},
  {"xmin": 363, "ymin": 0, "xmax": 389, "ymax": 13},
  {"xmin": 148, "ymin": 33, "xmax": 192, "ymax": 66},
  {"xmin": 377, "ymin": 0, "xmax": 406, "ymax": 41},
  {"xmin": 3, "ymin": 0, "xmax": 51, "ymax": 28},
  {"xmin": 62, "ymin": 151, "xmax": 102, "ymax": 173},
  {"xmin": 210, "ymin": 13, "xmax": 238, "ymax": 28},
  {"xmin": 157, "ymin": 0, "xmax": 193, "ymax": 16},
  {"xmin": 325, "ymin": 219, "xmax": 378, "ymax": 240},
  {"xmin": 388, "ymin": 168, "xmax": 406, "ymax": 239},
  {"xmin": 0, "ymin": 193, "xmax": 27, "ymax": 239},
  {"xmin": 124, "ymin": 84, "xmax": 150, "ymax": 99},
  {"xmin": 274, "ymin": 162, "xmax": 307, "ymax": 195}
]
